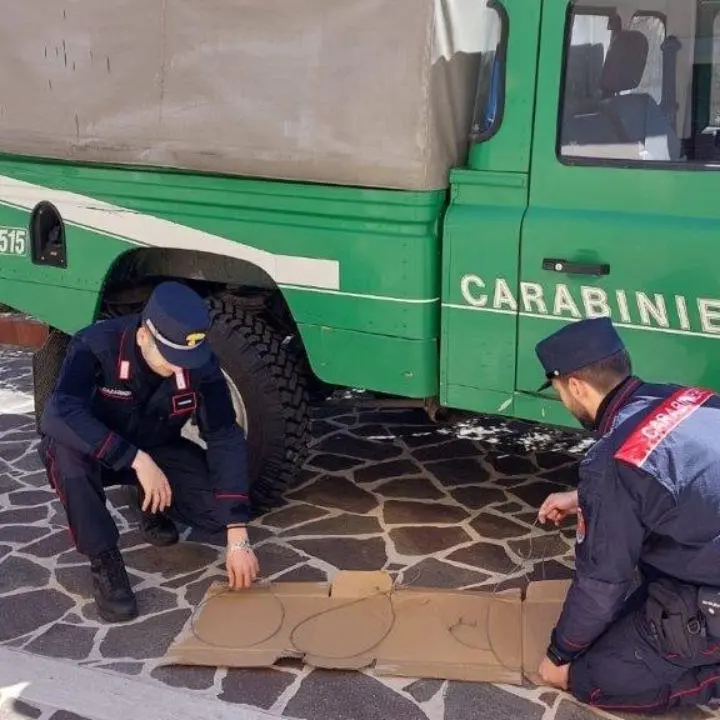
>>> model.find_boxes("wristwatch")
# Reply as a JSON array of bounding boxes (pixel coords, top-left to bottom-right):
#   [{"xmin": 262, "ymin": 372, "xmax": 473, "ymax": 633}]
[
  {"xmin": 546, "ymin": 644, "xmax": 567, "ymax": 667},
  {"xmin": 228, "ymin": 538, "xmax": 252, "ymax": 553}
]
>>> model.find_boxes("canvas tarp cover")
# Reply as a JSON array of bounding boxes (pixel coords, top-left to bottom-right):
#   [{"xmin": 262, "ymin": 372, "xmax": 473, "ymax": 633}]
[{"xmin": 0, "ymin": 0, "xmax": 498, "ymax": 190}]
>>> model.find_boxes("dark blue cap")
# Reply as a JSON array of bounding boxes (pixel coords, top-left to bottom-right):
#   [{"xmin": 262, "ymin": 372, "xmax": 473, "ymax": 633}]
[
  {"xmin": 535, "ymin": 317, "xmax": 625, "ymax": 391},
  {"xmin": 141, "ymin": 281, "xmax": 211, "ymax": 370}
]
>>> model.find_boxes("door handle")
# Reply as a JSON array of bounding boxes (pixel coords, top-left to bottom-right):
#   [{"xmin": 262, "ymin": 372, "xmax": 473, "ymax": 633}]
[{"xmin": 542, "ymin": 258, "xmax": 610, "ymax": 276}]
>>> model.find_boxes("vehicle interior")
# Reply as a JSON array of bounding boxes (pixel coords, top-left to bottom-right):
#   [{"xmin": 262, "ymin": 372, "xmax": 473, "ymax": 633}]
[{"xmin": 559, "ymin": 0, "xmax": 720, "ymax": 164}]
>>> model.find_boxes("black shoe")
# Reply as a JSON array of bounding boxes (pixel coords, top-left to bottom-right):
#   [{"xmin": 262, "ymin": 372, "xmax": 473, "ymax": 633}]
[
  {"xmin": 140, "ymin": 509, "xmax": 179, "ymax": 546},
  {"xmin": 135, "ymin": 485, "xmax": 179, "ymax": 547},
  {"xmin": 90, "ymin": 547, "xmax": 138, "ymax": 623}
]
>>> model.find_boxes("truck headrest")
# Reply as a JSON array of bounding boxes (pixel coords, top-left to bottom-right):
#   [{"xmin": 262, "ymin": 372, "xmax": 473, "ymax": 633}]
[{"xmin": 600, "ymin": 30, "xmax": 649, "ymax": 95}]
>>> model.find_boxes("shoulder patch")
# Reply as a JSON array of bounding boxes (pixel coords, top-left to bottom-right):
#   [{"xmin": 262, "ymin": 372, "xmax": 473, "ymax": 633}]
[{"xmin": 615, "ymin": 387, "xmax": 714, "ymax": 468}]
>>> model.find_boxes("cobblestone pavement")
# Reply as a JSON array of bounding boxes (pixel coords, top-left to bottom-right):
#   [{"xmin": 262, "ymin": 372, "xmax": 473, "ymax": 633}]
[{"xmin": 0, "ymin": 346, "xmax": 716, "ymax": 720}]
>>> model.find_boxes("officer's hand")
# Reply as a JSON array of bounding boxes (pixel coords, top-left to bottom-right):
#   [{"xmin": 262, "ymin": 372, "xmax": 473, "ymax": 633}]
[
  {"xmin": 538, "ymin": 491, "xmax": 579, "ymax": 526},
  {"xmin": 226, "ymin": 545, "xmax": 260, "ymax": 590},
  {"xmin": 538, "ymin": 657, "xmax": 570, "ymax": 689},
  {"xmin": 132, "ymin": 451, "xmax": 172, "ymax": 514}
]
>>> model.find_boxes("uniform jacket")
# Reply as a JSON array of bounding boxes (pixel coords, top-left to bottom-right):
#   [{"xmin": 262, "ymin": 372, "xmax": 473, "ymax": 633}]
[
  {"xmin": 552, "ymin": 376, "xmax": 720, "ymax": 662},
  {"xmin": 39, "ymin": 314, "xmax": 250, "ymax": 524}
]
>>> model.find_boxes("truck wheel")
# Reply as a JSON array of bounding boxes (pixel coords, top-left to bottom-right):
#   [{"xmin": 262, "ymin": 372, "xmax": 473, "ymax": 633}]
[
  {"xmin": 32, "ymin": 329, "xmax": 71, "ymax": 433},
  {"xmin": 182, "ymin": 297, "xmax": 312, "ymax": 515}
]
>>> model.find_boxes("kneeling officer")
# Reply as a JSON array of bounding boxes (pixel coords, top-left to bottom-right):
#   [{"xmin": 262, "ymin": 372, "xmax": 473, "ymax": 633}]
[
  {"xmin": 534, "ymin": 317, "xmax": 720, "ymax": 713},
  {"xmin": 38, "ymin": 281, "xmax": 259, "ymax": 622}
]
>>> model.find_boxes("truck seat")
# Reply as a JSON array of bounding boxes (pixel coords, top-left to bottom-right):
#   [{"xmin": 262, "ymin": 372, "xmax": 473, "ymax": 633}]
[{"xmin": 561, "ymin": 30, "xmax": 681, "ymax": 162}]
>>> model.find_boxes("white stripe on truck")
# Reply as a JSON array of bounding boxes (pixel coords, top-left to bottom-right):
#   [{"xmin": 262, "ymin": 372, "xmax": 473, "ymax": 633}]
[{"xmin": 0, "ymin": 174, "xmax": 340, "ymax": 291}]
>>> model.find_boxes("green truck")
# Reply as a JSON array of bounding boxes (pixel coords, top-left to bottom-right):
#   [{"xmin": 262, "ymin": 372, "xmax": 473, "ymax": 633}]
[{"xmin": 1, "ymin": 0, "xmax": 718, "ymax": 512}]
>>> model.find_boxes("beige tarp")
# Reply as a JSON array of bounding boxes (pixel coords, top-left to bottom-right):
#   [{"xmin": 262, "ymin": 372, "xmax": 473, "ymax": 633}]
[{"xmin": 0, "ymin": 1, "xmax": 499, "ymax": 190}]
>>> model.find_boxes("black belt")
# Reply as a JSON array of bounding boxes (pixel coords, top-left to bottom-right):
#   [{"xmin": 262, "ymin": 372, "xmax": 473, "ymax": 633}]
[
  {"xmin": 645, "ymin": 579, "xmax": 720, "ymax": 658},
  {"xmin": 698, "ymin": 586, "xmax": 720, "ymax": 637}
]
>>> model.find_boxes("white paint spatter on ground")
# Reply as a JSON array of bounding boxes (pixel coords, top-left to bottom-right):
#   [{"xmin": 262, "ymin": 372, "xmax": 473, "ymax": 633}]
[
  {"xmin": 339, "ymin": 411, "xmax": 596, "ymax": 456},
  {"xmin": 438, "ymin": 418, "xmax": 596, "ymax": 455},
  {"xmin": 0, "ymin": 388, "xmax": 34, "ymax": 415}
]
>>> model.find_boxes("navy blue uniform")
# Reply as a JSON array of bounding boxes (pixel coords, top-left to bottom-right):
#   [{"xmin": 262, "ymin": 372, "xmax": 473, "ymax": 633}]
[
  {"xmin": 38, "ymin": 313, "xmax": 250, "ymax": 558},
  {"xmin": 552, "ymin": 376, "xmax": 720, "ymax": 713}
]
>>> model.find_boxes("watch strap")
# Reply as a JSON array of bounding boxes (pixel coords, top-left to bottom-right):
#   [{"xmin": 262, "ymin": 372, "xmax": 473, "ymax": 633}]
[{"xmin": 546, "ymin": 644, "xmax": 567, "ymax": 666}]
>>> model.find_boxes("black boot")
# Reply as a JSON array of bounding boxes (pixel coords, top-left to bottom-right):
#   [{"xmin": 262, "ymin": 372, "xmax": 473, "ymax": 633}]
[
  {"xmin": 136, "ymin": 486, "xmax": 179, "ymax": 547},
  {"xmin": 90, "ymin": 547, "xmax": 138, "ymax": 623}
]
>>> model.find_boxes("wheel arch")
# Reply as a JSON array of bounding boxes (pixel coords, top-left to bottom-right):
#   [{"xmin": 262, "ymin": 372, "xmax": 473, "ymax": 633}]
[
  {"xmin": 94, "ymin": 245, "xmax": 331, "ymax": 394},
  {"xmin": 97, "ymin": 245, "xmax": 284, "ymax": 321}
]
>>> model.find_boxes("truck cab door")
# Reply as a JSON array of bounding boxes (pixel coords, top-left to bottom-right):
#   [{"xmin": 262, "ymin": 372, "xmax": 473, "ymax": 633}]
[
  {"xmin": 440, "ymin": 0, "xmax": 542, "ymax": 416},
  {"xmin": 516, "ymin": 0, "xmax": 720, "ymax": 426}
]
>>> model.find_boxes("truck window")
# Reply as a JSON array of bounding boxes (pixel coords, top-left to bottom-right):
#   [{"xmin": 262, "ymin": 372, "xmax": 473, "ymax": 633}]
[
  {"xmin": 563, "ymin": 10, "xmax": 617, "ymax": 118},
  {"xmin": 469, "ymin": 1, "xmax": 508, "ymax": 140},
  {"xmin": 711, "ymin": 11, "xmax": 720, "ymax": 124},
  {"xmin": 558, "ymin": 0, "xmax": 720, "ymax": 166}
]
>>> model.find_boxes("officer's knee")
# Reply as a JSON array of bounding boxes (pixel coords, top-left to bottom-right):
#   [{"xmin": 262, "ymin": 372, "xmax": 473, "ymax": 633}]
[
  {"xmin": 39, "ymin": 439, "xmax": 105, "ymax": 496},
  {"xmin": 42, "ymin": 440, "xmax": 91, "ymax": 473},
  {"xmin": 567, "ymin": 656, "xmax": 593, "ymax": 703},
  {"xmin": 567, "ymin": 644, "xmax": 674, "ymax": 714},
  {"xmin": 567, "ymin": 647, "xmax": 632, "ymax": 704}
]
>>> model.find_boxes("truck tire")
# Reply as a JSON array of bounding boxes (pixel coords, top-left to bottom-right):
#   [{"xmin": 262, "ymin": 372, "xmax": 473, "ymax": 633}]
[
  {"xmin": 200, "ymin": 297, "xmax": 312, "ymax": 515},
  {"xmin": 32, "ymin": 329, "xmax": 71, "ymax": 433}
]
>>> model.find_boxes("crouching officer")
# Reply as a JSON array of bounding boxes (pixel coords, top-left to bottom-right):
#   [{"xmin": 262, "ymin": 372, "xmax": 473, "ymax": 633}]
[
  {"xmin": 533, "ymin": 317, "xmax": 720, "ymax": 714},
  {"xmin": 37, "ymin": 281, "xmax": 260, "ymax": 623}
]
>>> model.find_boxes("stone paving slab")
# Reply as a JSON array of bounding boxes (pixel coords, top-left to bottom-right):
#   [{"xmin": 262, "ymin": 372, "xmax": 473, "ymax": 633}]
[
  {"xmin": 0, "ymin": 647, "xmax": 279, "ymax": 720},
  {"xmin": 0, "ymin": 347, "xmax": 717, "ymax": 720}
]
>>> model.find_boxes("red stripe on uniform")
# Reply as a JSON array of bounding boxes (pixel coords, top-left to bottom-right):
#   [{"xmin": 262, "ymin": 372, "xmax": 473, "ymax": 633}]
[
  {"xmin": 117, "ymin": 330, "xmax": 127, "ymax": 377},
  {"xmin": 45, "ymin": 450, "xmax": 66, "ymax": 505},
  {"xmin": 94, "ymin": 432, "xmax": 114, "ymax": 459},
  {"xmin": 45, "ymin": 449, "xmax": 76, "ymax": 549},
  {"xmin": 560, "ymin": 635, "xmax": 590, "ymax": 650},
  {"xmin": 614, "ymin": 387, "xmax": 714, "ymax": 468}
]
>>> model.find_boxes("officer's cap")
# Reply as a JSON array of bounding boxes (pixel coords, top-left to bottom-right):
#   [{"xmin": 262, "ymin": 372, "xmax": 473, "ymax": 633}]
[
  {"xmin": 535, "ymin": 317, "xmax": 625, "ymax": 392},
  {"xmin": 141, "ymin": 281, "xmax": 211, "ymax": 369}
]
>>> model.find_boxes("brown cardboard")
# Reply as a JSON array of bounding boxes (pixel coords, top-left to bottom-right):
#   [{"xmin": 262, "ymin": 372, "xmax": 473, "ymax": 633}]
[
  {"xmin": 372, "ymin": 587, "xmax": 523, "ymax": 684},
  {"xmin": 522, "ymin": 580, "xmax": 573, "ymax": 685},
  {"xmin": 163, "ymin": 571, "xmax": 571, "ymax": 686}
]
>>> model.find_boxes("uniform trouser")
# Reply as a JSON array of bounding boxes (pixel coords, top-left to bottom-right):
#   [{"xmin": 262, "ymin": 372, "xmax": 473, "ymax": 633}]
[
  {"xmin": 569, "ymin": 581, "xmax": 720, "ymax": 714},
  {"xmin": 38, "ymin": 435, "xmax": 226, "ymax": 558}
]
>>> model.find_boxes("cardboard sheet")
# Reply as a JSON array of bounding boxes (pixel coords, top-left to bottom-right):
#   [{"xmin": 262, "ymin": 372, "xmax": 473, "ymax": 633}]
[
  {"xmin": 163, "ymin": 571, "xmax": 572, "ymax": 686},
  {"xmin": 523, "ymin": 580, "xmax": 572, "ymax": 685}
]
